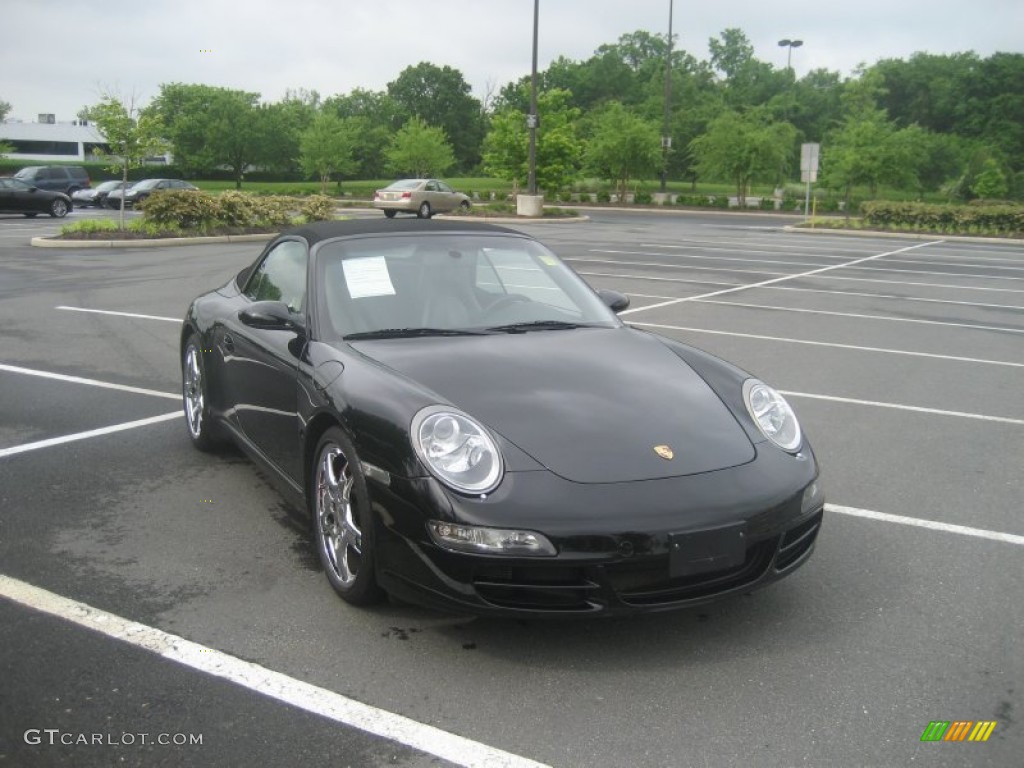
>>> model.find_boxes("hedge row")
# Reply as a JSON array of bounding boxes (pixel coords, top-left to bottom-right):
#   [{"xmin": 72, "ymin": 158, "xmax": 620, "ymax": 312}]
[
  {"xmin": 139, "ymin": 190, "xmax": 335, "ymax": 228},
  {"xmin": 861, "ymin": 201, "xmax": 1024, "ymax": 236}
]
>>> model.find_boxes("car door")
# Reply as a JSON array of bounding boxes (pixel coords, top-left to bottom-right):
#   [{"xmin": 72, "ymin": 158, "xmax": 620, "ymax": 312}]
[
  {"xmin": 437, "ymin": 181, "xmax": 457, "ymax": 212},
  {"xmin": 218, "ymin": 238, "xmax": 309, "ymax": 481}
]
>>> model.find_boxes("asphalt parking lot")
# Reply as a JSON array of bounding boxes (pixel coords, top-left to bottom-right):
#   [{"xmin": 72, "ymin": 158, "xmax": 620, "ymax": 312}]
[{"xmin": 0, "ymin": 207, "xmax": 1021, "ymax": 767}]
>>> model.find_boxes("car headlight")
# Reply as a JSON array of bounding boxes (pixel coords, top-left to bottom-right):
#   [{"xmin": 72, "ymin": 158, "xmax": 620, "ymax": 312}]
[
  {"xmin": 411, "ymin": 406, "xmax": 504, "ymax": 494},
  {"xmin": 742, "ymin": 379, "xmax": 802, "ymax": 452}
]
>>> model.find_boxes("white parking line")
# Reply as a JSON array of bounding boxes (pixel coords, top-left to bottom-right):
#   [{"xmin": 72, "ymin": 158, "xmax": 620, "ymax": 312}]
[
  {"xmin": 695, "ymin": 299, "xmax": 1024, "ymax": 335},
  {"xmin": 629, "ymin": 322, "xmax": 1024, "ymax": 369},
  {"xmin": 0, "ymin": 363, "xmax": 179, "ymax": 400},
  {"xmin": 826, "ymin": 504, "xmax": 1024, "ymax": 547},
  {"xmin": 0, "ymin": 412, "xmax": 182, "ymax": 459},
  {"xmin": 620, "ymin": 241, "xmax": 944, "ymax": 315},
  {"xmin": 781, "ymin": 391, "xmax": 1024, "ymax": 426},
  {"xmin": 56, "ymin": 305, "xmax": 180, "ymax": 323},
  {"xmin": 0, "ymin": 575, "xmax": 550, "ymax": 768}
]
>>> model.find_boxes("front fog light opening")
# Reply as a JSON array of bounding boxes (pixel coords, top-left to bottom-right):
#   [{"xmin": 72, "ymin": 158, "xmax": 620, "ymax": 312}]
[{"xmin": 428, "ymin": 520, "xmax": 557, "ymax": 557}]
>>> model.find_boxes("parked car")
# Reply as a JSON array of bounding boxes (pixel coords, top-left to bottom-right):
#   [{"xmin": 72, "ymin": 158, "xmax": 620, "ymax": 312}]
[
  {"xmin": 373, "ymin": 179, "xmax": 471, "ymax": 219},
  {"xmin": 72, "ymin": 180, "xmax": 133, "ymax": 208},
  {"xmin": 13, "ymin": 165, "xmax": 91, "ymax": 195},
  {"xmin": 180, "ymin": 219, "xmax": 823, "ymax": 617},
  {"xmin": 106, "ymin": 178, "xmax": 198, "ymax": 209},
  {"xmin": 0, "ymin": 177, "xmax": 72, "ymax": 217}
]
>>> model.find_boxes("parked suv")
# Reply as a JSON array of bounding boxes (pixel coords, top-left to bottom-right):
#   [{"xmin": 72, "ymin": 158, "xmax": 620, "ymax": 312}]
[{"xmin": 13, "ymin": 166, "xmax": 91, "ymax": 195}]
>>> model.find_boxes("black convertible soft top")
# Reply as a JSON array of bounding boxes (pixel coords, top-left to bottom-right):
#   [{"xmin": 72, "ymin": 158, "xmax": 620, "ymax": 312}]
[{"xmin": 285, "ymin": 218, "xmax": 521, "ymax": 246}]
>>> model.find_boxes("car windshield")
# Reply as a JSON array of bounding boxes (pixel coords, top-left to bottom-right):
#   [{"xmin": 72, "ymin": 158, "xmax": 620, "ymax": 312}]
[
  {"xmin": 315, "ymin": 233, "xmax": 620, "ymax": 340},
  {"xmin": 96, "ymin": 181, "xmax": 124, "ymax": 192},
  {"xmin": 133, "ymin": 179, "xmax": 162, "ymax": 190}
]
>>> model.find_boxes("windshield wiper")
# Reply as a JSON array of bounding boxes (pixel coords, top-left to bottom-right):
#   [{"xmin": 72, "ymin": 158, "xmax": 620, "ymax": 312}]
[
  {"xmin": 344, "ymin": 327, "xmax": 487, "ymax": 340},
  {"xmin": 485, "ymin": 320, "xmax": 598, "ymax": 333}
]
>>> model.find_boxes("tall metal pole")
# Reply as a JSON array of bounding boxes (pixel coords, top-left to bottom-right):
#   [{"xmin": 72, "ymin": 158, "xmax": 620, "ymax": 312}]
[
  {"xmin": 527, "ymin": 0, "xmax": 539, "ymax": 196},
  {"xmin": 659, "ymin": 0, "xmax": 673, "ymax": 193}
]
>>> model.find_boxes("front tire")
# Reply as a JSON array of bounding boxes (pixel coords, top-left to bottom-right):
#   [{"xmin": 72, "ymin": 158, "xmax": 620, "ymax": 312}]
[
  {"xmin": 311, "ymin": 428, "xmax": 384, "ymax": 606},
  {"xmin": 49, "ymin": 199, "xmax": 69, "ymax": 218},
  {"xmin": 459, "ymin": 200, "xmax": 471, "ymax": 213},
  {"xmin": 182, "ymin": 335, "xmax": 220, "ymax": 452},
  {"xmin": 417, "ymin": 201, "xmax": 432, "ymax": 219}
]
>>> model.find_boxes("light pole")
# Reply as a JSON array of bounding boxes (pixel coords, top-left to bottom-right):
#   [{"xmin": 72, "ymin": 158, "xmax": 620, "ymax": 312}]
[
  {"xmin": 527, "ymin": 0, "xmax": 539, "ymax": 196},
  {"xmin": 659, "ymin": 0, "xmax": 673, "ymax": 194},
  {"xmin": 777, "ymin": 38, "xmax": 803, "ymax": 73}
]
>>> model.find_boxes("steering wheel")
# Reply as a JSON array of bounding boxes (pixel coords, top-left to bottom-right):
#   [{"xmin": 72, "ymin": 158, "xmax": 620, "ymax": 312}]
[{"xmin": 483, "ymin": 294, "xmax": 531, "ymax": 315}]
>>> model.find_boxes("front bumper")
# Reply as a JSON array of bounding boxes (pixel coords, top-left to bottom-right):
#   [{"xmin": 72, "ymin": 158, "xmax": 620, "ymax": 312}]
[{"xmin": 370, "ymin": 443, "xmax": 823, "ymax": 617}]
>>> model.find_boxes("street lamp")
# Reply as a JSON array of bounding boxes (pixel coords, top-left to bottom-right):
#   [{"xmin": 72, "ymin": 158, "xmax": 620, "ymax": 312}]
[
  {"xmin": 527, "ymin": 0, "xmax": 539, "ymax": 196},
  {"xmin": 777, "ymin": 38, "xmax": 803, "ymax": 72},
  {"xmin": 659, "ymin": 0, "xmax": 674, "ymax": 194}
]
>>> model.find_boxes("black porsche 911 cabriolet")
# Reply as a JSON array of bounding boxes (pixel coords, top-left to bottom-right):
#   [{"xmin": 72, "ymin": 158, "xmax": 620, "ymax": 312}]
[{"xmin": 181, "ymin": 219, "xmax": 823, "ymax": 616}]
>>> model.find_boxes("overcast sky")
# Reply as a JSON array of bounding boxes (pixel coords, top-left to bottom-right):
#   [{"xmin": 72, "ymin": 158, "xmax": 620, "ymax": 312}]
[{"xmin": 3, "ymin": 0, "xmax": 1021, "ymax": 121}]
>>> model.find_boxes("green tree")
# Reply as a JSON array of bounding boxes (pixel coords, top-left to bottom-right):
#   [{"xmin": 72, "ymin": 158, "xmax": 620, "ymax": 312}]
[
  {"xmin": 385, "ymin": 116, "xmax": 455, "ymax": 178},
  {"xmin": 584, "ymin": 102, "xmax": 661, "ymax": 199},
  {"xmin": 689, "ymin": 108, "xmax": 797, "ymax": 202},
  {"xmin": 387, "ymin": 63, "xmax": 483, "ymax": 172},
  {"xmin": 821, "ymin": 109, "xmax": 923, "ymax": 208},
  {"xmin": 483, "ymin": 88, "xmax": 582, "ymax": 194},
  {"xmin": 299, "ymin": 113, "xmax": 359, "ymax": 193},
  {"xmin": 149, "ymin": 83, "xmax": 275, "ymax": 188},
  {"xmin": 971, "ymin": 158, "xmax": 1010, "ymax": 199},
  {"xmin": 322, "ymin": 89, "xmax": 400, "ymax": 177},
  {"xmin": 0, "ymin": 99, "xmax": 10, "ymax": 122},
  {"xmin": 89, "ymin": 94, "xmax": 168, "ymax": 229}
]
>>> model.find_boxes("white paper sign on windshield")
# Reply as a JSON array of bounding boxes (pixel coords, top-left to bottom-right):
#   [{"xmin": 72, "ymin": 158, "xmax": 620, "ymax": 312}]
[{"xmin": 343, "ymin": 257, "xmax": 396, "ymax": 299}]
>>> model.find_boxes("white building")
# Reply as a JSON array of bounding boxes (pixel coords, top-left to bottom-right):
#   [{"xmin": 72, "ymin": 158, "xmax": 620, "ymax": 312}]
[{"xmin": 0, "ymin": 117, "xmax": 108, "ymax": 162}]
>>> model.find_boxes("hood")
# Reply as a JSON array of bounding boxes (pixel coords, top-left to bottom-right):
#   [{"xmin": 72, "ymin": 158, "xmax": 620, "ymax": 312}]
[{"xmin": 351, "ymin": 327, "xmax": 754, "ymax": 484}]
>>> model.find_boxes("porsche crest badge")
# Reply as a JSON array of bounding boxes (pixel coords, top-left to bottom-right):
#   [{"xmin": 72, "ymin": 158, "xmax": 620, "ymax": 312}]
[{"xmin": 654, "ymin": 445, "xmax": 674, "ymax": 460}]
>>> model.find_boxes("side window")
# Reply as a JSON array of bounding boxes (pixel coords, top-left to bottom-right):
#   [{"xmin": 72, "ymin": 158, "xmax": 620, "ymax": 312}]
[
  {"xmin": 245, "ymin": 240, "xmax": 308, "ymax": 313},
  {"xmin": 425, "ymin": 181, "xmax": 439, "ymax": 192},
  {"xmin": 439, "ymin": 182, "xmax": 453, "ymax": 194}
]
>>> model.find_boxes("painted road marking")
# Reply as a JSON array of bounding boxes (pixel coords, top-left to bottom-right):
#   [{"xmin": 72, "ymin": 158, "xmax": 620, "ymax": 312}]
[
  {"xmin": 781, "ymin": 391, "xmax": 1024, "ymax": 426},
  {"xmin": 0, "ymin": 363, "xmax": 179, "ymax": 400},
  {"xmin": 620, "ymin": 241, "xmax": 945, "ymax": 315},
  {"xmin": 0, "ymin": 412, "xmax": 182, "ymax": 459},
  {"xmin": 694, "ymin": 299, "xmax": 1024, "ymax": 335},
  {"xmin": 630, "ymin": 322, "xmax": 1024, "ymax": 369},
  {"xmin": 826, "ymin": 504, "xmax": 1024, "ymax": 547},
  {"xmin": 56, "ymin": 305, "xmax": 180, "ymax": 323},
  {"xmin": 0, "ymin": 575, "xmax": 550, "ymax": 768}
]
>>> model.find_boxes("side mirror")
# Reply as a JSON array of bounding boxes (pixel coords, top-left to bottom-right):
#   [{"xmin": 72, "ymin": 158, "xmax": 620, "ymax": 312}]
[
  {"xmin": 596, "ymin": 288, "xmax": 630, "ymax": 313},
  {"xmin": 239, "ymin": 300, "xmax": 304, "ymax": 332}
]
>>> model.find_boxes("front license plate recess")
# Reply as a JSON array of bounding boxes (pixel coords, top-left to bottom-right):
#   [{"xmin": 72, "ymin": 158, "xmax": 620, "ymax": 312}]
[{"xmin": 669, "ymin": 523, "xmax": 747, "ymax": 577}]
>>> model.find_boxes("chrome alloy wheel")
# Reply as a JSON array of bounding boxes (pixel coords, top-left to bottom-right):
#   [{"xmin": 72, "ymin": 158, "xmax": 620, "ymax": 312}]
[
  {"xmin": 316, "ymin": 446, "xmax": 363, "ymax": 587},
  {"xmin": 183, "ymin": 346, "xmax": 204, "ymax": 438}
]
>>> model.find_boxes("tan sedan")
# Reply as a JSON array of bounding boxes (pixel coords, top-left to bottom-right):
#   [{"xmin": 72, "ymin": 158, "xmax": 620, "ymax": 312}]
[{"xmin": 373, "ymin": 179, "xmax": 472, "ymax": 219}]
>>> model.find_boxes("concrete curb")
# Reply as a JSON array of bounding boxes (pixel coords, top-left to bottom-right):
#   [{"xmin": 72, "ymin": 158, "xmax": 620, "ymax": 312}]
[
  {"xmin": 30, "ymin": 233, "xmax": 279, "ymax": 249},
  {"xmin": 782, "ymin": 225, "xmax": 1024, "ymax": 245}
]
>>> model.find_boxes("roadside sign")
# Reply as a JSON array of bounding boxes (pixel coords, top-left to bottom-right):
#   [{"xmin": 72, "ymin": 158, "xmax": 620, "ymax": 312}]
[{"xmin": 801, "ymin": 143, "xmax": 820, "ymax": 183}]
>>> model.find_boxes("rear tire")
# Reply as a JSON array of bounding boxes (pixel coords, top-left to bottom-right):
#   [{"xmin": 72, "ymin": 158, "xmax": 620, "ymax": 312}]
[
  {"xmin": 383, "ymin": 210, "xmax": 396, "ymax": 219},
  {"xmin": 417, "ymin": 201, "xmax": 432, "ymax": 219},
  {"xmin": 311, "ymin": 427, "xmax": 385, "ymax": 606}
]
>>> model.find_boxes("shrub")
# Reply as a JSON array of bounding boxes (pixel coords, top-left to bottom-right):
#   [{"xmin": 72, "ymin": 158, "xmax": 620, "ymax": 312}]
[
  {"xmin": 634, "ymin": 191, "xmax": 653, "ymax": 205},
  {"xmin": 301, "ymin": 195, "xmax": 335, "ymax": 222},
  {"xmin": 596, "ymin": 190, "xmax": 611, "ymax": 203},
  {"xmin": 214, "ymin": 191, "xmax": 264, "ymax": 227},
  {"xmin": 140, "ymin": 190, "xmax": 218, "ymax": 228}
]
